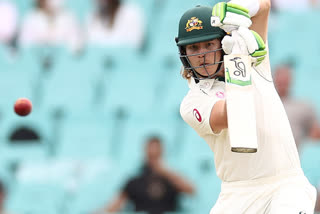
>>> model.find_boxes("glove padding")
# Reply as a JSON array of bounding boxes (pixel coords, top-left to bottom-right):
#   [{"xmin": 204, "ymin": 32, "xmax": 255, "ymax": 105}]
[
  {"xmin": 222, "ymin": 27, "xmax": 267, "ymax": 66},
  {"xmin": 211, "ymin": 2, "xmax": 252, "ymax": 33}
]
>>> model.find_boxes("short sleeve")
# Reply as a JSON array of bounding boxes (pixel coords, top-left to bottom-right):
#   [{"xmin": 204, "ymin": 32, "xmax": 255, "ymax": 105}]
[{"xmin": 180, "ymin": 91, "xmax": 224, "ymax": 137}]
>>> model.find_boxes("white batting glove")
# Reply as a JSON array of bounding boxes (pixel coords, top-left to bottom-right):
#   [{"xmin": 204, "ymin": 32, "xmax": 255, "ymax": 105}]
[
  {"xmin": 211, "ymin": 2, "xmax": 252, "ymax": 33},
  {"xmin": 222, "ymin": 27, "xmax": 267, "ymax": 66}
]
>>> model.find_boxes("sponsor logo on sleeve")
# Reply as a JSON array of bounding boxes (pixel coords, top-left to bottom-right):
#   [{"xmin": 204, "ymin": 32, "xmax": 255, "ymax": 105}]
[
  {"xmin": 216, "ymin": 91, "xmax": 225, "ymax": 98},
  {"xmin": 193, "ymin": 109, "xmax": 202, "ymax": 122}
]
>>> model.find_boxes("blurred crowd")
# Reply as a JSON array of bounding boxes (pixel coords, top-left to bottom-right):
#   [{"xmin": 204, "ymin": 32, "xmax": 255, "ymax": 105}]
[
  {"xmin": 0, "ymin": 0, "xmax": 319, "ymax": 52},
  {"xmin": 271, "ymin": 0, "xmax": 318, "ymax": 11},
  {"xmin": 0, "ymin": 0, "xmax": 145, "ymax": 52}
]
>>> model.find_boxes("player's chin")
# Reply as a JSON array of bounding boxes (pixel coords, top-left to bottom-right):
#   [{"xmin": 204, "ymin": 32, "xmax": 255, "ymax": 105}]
[{"xmin": 197, "ymin": 66, "xmax": 219, "ymax": 77}]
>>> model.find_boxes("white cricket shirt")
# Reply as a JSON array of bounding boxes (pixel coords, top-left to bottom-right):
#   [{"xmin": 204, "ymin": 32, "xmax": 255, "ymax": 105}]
[{"xmin": 180, "ymin": 53, "xmax": 301, "ymax": 182}]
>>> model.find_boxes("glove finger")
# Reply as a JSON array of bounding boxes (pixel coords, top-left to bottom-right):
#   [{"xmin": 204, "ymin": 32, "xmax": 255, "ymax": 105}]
[
  {"xmin": 222, "ymin": 35, "xmax": 234, "ymax": 55},
  {"xmin": 232, "ymin": 30, "xmax": 249, "ymax": 55},
  {"xmin": 251, "ymin": 50, "xmax": 267, "ymax": 57},
  {"xmin": 254, "ymin": 56, "xmax": 266, "ymax": 66},
  {"xmin": 213, "ymin": 2, "xmax": 251, "ymax": 20},
  {"xmin": 212, "ymin": 2, "xmax": 227, "ymax": 22},
  {"xmin": 221, "ymin": 24, "xmax": 238, "ymax": 33},
  {"xmin": 237, "ymin": 26, "xmax": 258, "ymax": 54},
  {"xmin": 226, "ymin": 4, "xmax": 250, "ymax": 18},
  {"xmin": 223, "ymin": 12, "xmax": 252, "ymax": 29},
  {"xmin": 251, "ymin": 30, "xmax": 266, "ymax": 50}
]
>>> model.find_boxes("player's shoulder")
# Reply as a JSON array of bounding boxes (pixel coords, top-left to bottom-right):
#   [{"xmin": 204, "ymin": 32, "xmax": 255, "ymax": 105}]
[
  {"xmin": 180, "ymin": 87, "xmax": 222, "ymax": 137},
  {"xmin": 181, "ymin": 81, "xmax": 224, "ymax": 111},
  {"xmin": 180, "ymin": 92, "xmax": 211, "ymax": 120},
  {"xmin": 180, "ymin": 90, "xmax": 199, "ymax": 121},
  {"xmin": 180, "ymin": 89, "xmax": 204, "ymax": 114}
]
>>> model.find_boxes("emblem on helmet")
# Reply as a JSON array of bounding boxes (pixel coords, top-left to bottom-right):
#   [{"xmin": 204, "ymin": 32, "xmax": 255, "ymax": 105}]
[{"xmin": 185, "ymin": 17, "xmax": 203, "ymax": 32}]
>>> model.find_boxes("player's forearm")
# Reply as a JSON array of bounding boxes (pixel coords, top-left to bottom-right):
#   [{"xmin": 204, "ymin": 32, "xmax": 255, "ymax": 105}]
[
  {"xmin": 250, "ymin": 0, "xmax": 270, "ymax": 42},
  {"xmin": 210, "ymin": 100, "xmax": 228, "ymax": 134},
  {"xmin": 256, "ymin": 0, "xmax": 271, "ymax": 16}
]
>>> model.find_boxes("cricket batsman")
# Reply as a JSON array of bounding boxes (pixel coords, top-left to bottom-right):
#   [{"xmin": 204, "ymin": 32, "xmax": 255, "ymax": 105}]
[{"xmin": 175, "ymin": 0, "xmax": 317, "ymax": 213}]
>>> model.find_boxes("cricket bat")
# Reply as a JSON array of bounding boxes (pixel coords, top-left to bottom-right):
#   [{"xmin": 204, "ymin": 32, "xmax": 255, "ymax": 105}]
[{"xmin": 224, "ymin": 54, "xmax": 258, "ymax": 153}]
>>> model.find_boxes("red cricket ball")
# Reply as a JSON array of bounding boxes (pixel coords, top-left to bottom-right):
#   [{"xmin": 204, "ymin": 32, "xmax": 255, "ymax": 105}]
[{"xmin": 14, "ymin": 98, "xmax": 32, "ymax": 116}]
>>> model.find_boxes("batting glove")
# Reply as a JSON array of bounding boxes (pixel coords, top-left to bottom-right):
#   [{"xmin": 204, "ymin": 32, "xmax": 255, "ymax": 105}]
[
  {"xmin": 211, "ymin": 2, "xmax": 252, "ymax": 33},
  {"xmin": 222, "ymin": 27, "xmax": 267, "ymax": 66}
]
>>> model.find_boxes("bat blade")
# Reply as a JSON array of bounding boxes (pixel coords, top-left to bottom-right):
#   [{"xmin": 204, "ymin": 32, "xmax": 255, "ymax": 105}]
[{"xmin": 224, "ymin": 54, "xmax": 258, "ymax": 153}]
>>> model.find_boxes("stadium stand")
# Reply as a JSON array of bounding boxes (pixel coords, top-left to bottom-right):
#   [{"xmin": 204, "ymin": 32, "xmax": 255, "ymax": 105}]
[{"xmin": 0, "ymin": 1, "xmax": 319, "ymax": 213}]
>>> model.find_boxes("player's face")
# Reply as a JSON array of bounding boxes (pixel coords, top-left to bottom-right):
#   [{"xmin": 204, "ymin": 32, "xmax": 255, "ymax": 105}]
[{"xmin": 186, "ymin": 39, "xmax": 223, "ymax": 77}]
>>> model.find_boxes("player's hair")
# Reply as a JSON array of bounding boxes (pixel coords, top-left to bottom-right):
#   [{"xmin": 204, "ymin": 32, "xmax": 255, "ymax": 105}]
[
  {"xmin": 181, "ymin": 67, "xmax": 192, "ymax": 80},
  {"xmin": 178, "ymin": 46, "xmax": 192, "ymax": 79}
]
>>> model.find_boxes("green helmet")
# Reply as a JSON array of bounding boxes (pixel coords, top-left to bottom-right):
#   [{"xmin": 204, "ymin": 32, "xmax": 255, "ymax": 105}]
[
  {"xmin": 175, "ymin": 5, "xmax": 226, "ymax": 80},
  {"xmin": 176, "ymin": 5, "xmax": 226, "ymax": 47}
]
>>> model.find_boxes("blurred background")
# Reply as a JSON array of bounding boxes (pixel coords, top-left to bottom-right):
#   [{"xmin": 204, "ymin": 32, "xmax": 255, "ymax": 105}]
[{"xmin": 0, "ymin": 0, "xmax": 319, "ymax": 213}]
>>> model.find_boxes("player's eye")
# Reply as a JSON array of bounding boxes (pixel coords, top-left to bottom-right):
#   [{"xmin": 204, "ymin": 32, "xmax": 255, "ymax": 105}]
[
  {"xmin": 187, "ymin": 45, "xmax": 198, "ymax": 52},
  {"xmin": 207, "ymin": 42, "xmax": 216, "ymax": 49}
]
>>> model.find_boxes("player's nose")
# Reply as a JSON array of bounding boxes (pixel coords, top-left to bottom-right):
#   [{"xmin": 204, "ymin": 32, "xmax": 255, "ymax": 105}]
[
  {"xmin": 197, "ymin": 50, "xmax": 205, "ymax": 58},
  {"xmin": 197, "ymin": 46, "xmax": 208, "ymax": 58}
]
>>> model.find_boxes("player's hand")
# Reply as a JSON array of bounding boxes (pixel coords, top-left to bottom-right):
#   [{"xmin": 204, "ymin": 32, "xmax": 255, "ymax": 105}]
[
  {"xmin": 211, "ymin": 2, "xmax": 252, "ymax": 33},
  {"xmin": 222, "ymin": 27, "xmax": 267, "ymax": 66}
]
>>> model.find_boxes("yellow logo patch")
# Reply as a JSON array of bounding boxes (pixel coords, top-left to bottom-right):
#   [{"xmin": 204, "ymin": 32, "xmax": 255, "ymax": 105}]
[{"xmin": 185, "ymin": 17, "xmax": 203, "ymax": 32}]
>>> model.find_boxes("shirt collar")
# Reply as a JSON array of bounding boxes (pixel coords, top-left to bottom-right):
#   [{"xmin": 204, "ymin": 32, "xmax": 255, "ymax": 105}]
[{"xmin": 188, "ymin": 77, "xmax": 224, "ymax": 91}]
